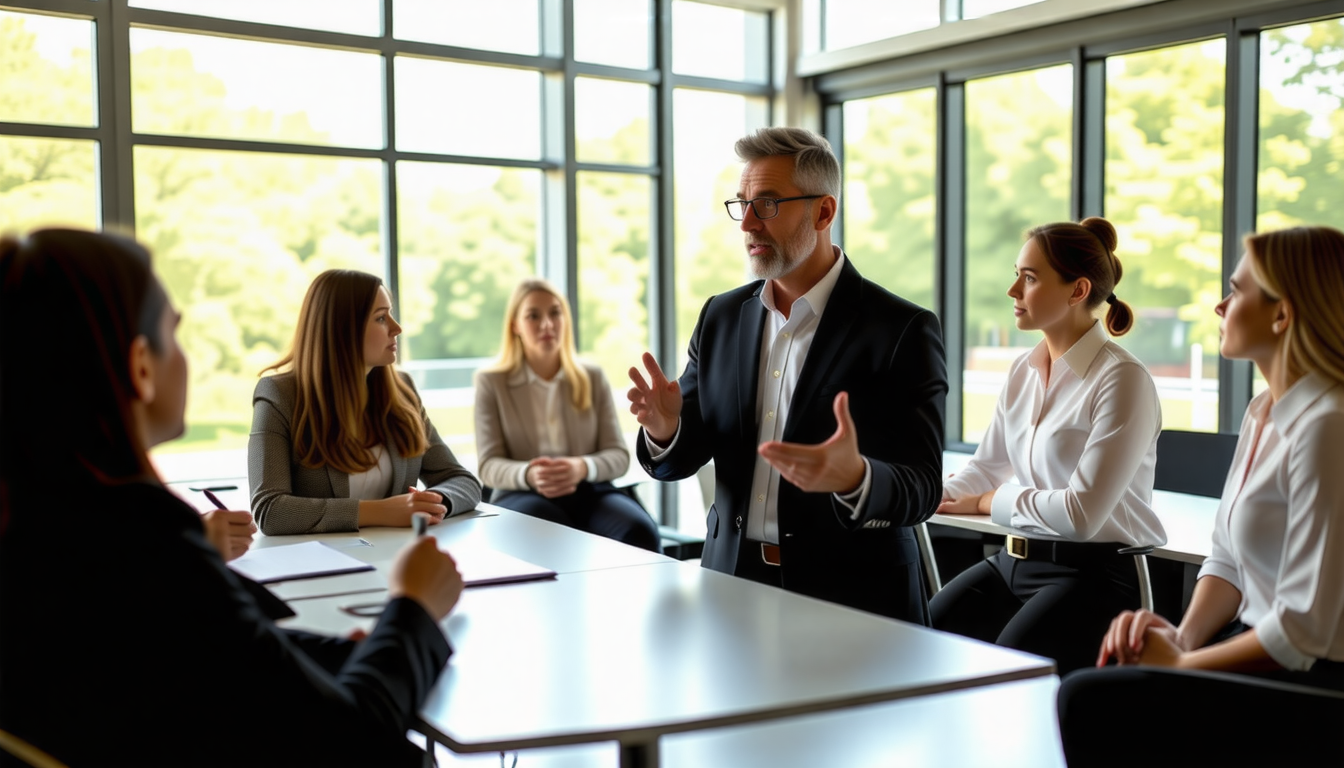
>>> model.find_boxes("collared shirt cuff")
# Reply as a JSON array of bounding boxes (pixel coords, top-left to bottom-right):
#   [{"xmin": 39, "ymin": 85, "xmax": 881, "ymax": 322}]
[
  {"xmin": 834, "ymin": 459, "xmax": 873, "ymax": 520},
  {"xmin": 1255, "ymin": 613, "xmax": 1315, "ymax": 672},
  {"xmin": 991, "ymin": 482, "xmax": 1028, "ymax": 526},
  {"xmin": 583, "ymin": 457, "xmax": 597, "ymax": 482},
  {"xmin": 516, "ymin": 464, "xmax": 531, "ymax": 490},
  {"xmin": 643, "ymin": 421, "xmax": 682, "ymax": 461}
]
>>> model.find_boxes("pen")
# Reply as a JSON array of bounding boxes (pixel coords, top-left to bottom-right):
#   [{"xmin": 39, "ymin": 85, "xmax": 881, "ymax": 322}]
[
  {"xmin": 412, "ymin": 511, "xmax": 429, "ymax": 537},
  {"xmin": 202, "ymin": 489, "xmax": 229, "ymax": 511}
]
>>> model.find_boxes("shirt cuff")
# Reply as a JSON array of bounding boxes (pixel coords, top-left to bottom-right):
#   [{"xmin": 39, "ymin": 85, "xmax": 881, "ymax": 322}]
[
  {"xmin": 990, "ymin": 482, "xmax": 1028, "ymax": 527},
  {"xmin": 583, "ymin": 457, "xmax": 597, "ymax": 482},
  {"xmin": 643, "ymin": 420, "xmax": 682, "ymax": 462},
  {"xmin": 834, "ymin": 459, "xmax": 873, "ymax": 521},
  {"xmin": 516, "ymin": 464, "xmax": 530, "ymax": 490},
  {"xmin": 1255, "ymin": 611, "xmax": 1316, "ymax": 672}
]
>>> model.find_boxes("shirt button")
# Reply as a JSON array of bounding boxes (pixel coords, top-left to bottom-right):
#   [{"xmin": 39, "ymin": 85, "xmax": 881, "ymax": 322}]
[
  {"xmin": 783, "ymin": 332, "xmax": 791, "ymax": 338},
  {"xmin": 767, "ymin": 410, "xmax": 775, "ymax": 419},
  {"xmin": 757, "ymin": 494, "xmax": 765, "ymax": 502},
  {"xmin": 773, "ymin": 370, "xmax": 781, "ymax": 378}
]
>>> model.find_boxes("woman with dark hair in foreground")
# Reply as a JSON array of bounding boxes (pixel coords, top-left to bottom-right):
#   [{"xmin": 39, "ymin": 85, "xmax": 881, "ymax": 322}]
[{"xmin": 0, "ymin": 229, "xmax": 463, "ymax": 767}]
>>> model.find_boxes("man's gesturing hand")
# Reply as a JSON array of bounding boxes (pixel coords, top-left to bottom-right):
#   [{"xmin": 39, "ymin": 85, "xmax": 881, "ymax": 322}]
[
  {"xmin": 628, "ymin": 351, "xmax": 681, "ymax": 444},
  {"xmin": 757, "ymin": 392, "xmax": 866, "ymax": 494}
]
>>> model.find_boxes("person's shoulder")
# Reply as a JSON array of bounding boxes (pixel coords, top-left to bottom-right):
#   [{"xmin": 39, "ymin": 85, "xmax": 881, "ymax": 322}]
[
  {"xmin": 578, "ymin": 360, "xmax": 607, "ymax": 381},
  {"xmin": 253, "ymin": 372, "xmax": 295, "ymax": 403},
  {"xmin": 474, "ymin": 366, "xmax": 510, "ymax": 388},
  {"xmin": 1096, "ymin": 338, "xmax": 1153, "ymax": 378},
  {"xmin": 846, "ymin": 265, "xmax": 935, "ymax": 322},
  {"xmin": 702, "ymin": 281, "xmax": 766, "ymax": 314}
]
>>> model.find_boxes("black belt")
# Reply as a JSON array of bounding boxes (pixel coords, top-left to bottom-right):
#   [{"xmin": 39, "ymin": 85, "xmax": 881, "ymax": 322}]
[{"xmin": 1004, "ymin": 535, "xmax": 1136, "ymax": 568}]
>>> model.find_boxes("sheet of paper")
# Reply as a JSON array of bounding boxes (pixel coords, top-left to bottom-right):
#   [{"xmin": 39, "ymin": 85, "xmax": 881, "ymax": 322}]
[
  {"xmin": 229, "ymin": 541, "xmax": 375, "ymax": 584},
  {"xmin": 448, "ymin": 546, "xmax": 556, "ymax": 587}
]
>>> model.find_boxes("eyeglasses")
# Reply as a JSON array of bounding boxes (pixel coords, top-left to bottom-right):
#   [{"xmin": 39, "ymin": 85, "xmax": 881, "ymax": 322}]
[{"xmin": 723, "ymin": 195, "xmax": 824, "ymax": 221}]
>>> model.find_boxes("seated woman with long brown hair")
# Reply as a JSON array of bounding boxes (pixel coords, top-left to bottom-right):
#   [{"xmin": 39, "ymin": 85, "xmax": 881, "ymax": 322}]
[
  {"xmin": 249, "ymin": 269, "xmax": 481, "ymax": 535},
  {"xmin": 474, "ymin": 278, "xmax": 661, "ymax": 551},
  {"xmin": 0, "ymin": 230, "xmax": 464, "ymax": 767}
]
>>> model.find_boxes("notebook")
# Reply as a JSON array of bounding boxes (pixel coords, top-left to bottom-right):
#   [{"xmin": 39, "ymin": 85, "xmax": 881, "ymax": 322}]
[
  {"xmin": 450, "ymin": 546, "xmax": 557, "ymax": 587},
  {"xmin": 228, "ymin": 540, "xmax": 376, "ymax": 584}
]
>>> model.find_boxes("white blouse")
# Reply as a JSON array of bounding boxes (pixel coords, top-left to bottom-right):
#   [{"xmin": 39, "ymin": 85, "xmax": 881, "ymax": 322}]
[
  {"xmin": 513, "ymin": 364, "xmax": 597, "ymax": 489},
  {"xmin": 347, "ymin": 445, "xmax": 393, "ymax": 501},
  {"xmin": 1198, "ymin": 373, "xmax": 1344, "ymax": 670},
  {"xmin": 944, "ymin": 321, "xmax": 1166, "ymax": 546}
]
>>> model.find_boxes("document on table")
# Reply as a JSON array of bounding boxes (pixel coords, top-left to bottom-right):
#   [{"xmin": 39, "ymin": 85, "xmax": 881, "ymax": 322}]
[
  {"xmin": 450, "ymin": 546, "xmax": 556, "ymax": 587},
  {"xmin": 229, "ymin": 541, "xmax": 375, "ymax": 584}
]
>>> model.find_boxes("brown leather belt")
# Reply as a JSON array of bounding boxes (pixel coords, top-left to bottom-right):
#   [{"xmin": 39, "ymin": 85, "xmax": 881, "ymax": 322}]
[{"xmin": 752, "ymin": 541, "xmax": 781, "ymax": 566}]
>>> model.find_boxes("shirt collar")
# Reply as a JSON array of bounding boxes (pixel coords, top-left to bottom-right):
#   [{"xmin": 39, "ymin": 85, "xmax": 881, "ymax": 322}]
[
  {"xmin": 758, "ymin": 245, "xmax": 847, "ymax": 322},
  {"xmin": 1028, "ymin": 320, "xmax": 1109, "ymax": 380},
  {"xmin": 523, "ymin": 362, "xmax": 564, "ymax": 386},
  {"xmin": 1270, "ymin": 372, "xmax": 1339, "ymax": 434}
]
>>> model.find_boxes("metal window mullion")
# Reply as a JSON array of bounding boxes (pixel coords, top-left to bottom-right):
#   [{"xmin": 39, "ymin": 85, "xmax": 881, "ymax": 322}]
[
  {"xmin": 939, "ymin": 76, "xmax": 968, "ymax": 450},
  {"xmin": 654, "ymin": 0, "xmax": 678, "ymax": 529},
  {"xmin": 1218, "ymin": 24, "xmax": 1259, "ymax": 432},
  {"xmin": 559, "ymin": 0, "xmax": 579, "ymax": 320},
  {"xmin": 100, "ymin": 0, "xmax": 134, "ymax": 232},
  {"xmin": 1080, "ymin": 56, "xmax": 1106, "ymax": 219},
  {"xmin": 380, "ymin": 0, "xmax": 400, "ymax": 316}
]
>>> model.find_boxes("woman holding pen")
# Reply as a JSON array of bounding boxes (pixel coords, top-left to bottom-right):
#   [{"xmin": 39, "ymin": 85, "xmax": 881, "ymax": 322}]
[
  {"xmin": 1058, "ymin": 226, "xmax": 1344, "ymax": 768},
  {"xmin": 249, "ymin": 269, "xmax": 481, "ymax": 535},
  {"xmin": 930, "ymin": 217, "xmax": 1166, "ymax": 674},
  {"xmin": 0, "ymin": 229, "xmax": 463, "ymax": 767}
]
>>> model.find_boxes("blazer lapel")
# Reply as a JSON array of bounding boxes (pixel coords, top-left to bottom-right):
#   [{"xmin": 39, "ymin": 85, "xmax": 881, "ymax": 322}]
[
  {"xmin": 737, "ymin": 286, "xmax": 767, "ymax": 441},
  {"xmin": 784, "ymin": 259, "xmax": 860, "ymax": 441},
  {"xmin": 326, "ymin": 465, "xmax": 350, "ymax": 499}
]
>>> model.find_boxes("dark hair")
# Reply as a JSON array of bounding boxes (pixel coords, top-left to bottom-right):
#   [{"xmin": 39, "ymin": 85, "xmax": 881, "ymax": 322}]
[
  {"xmin": 261, "ymin": 269, "xmax": 428, "ymax": 473},
  {"xmin": 1026, "ymin": 216, "xmax": 1134, "ymax": 336},
  {"xmin": 0, "ymin": 229, "xmax": 168, "ymax": 519}
]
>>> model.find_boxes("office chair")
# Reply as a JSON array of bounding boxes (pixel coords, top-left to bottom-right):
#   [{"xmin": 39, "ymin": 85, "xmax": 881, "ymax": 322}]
[{"xmin": 0, "ymin": 730, "xmax": 68, "ymax": 768}]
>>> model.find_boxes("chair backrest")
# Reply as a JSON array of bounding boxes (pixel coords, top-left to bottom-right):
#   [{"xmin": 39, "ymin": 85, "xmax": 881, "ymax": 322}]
[{"xmin": 1154, "ymin": 429, "xmax": 1239, "ymax": 498}]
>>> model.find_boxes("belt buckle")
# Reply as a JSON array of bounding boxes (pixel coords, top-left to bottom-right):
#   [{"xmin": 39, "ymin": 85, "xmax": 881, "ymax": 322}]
[
  {"xmin": 1006, "ymin": 535, "xmax": 1028, "ymax": 560},
  {"xmin": 761, "ymin": 542, "xmax": 782, "ymax": 566}
]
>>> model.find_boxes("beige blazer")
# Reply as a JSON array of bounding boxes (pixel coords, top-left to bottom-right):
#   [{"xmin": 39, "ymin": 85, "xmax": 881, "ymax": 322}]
[
  {"xmin": 473, "ymin": 362, "xmax": 629, "ymax": 492},
  {"xmin": 248, "ymin": 372, "xmax": 481, "ymax": 535}
]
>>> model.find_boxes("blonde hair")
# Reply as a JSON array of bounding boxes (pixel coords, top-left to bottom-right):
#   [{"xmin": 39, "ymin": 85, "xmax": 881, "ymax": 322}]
[
  {"xmin": 485, "ymin": 278, "xmax": 592, "ymax": 411},
  {"xmin": 1026, "ymin": 216, "xmax": 1135, "ymax": 336},
  {"xmin": 262, "ymin": 269, "xmax": 428, "ymax": 473},
  {"xmin": 1245, "ymin": 226, "xmax": 1344, "ymax": 386}
]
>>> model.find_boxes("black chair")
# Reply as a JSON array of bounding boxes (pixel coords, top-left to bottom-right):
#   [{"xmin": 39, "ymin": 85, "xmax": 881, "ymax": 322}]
[{"xmin": 1154, "ymin": 429, "xmax": 1239, "ymax": 497}]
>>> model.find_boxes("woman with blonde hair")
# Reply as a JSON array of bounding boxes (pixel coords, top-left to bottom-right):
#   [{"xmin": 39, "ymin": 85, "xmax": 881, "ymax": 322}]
[
  {"xmin": 249, "ymin": 269, "xmax": 480, "ymax": 535},
  {"xmin": 931, "ymin": 216, "xmax": 1165, "ymax": 674},
  {"xmin": 474, "ymin": 278, "xmax": 661, "ymax": 551},
  {"xmin": 1059, "ymin": 226, "xmax": 1344, "ymax": 768}
]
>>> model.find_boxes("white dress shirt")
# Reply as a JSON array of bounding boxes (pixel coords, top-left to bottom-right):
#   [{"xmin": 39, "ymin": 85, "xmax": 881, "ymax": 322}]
[
  {"xmin": 944, "ymin": 320, "xmax": 1165, "ymax": 546},
  {"xmin": 347, "ymin": 445, "xmax": 393, "ymax": 501},
  {"xmin": 1198, "ymin": 373, "xmax": 1344, "ymax": 670},
  {"xmin": 515, "ymin": 364, "xmax": 598, "ymax": 489},
  {"xmin": 649, "ymin": 248, "xmax": 870, "ymax": 544}
]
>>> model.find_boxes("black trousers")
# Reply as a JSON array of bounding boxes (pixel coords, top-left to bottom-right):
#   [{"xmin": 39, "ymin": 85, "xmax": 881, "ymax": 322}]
[
  {"xmin": 1058, "ymin": 661, "xmax": 1344, "ymax": 768},
  {"xmin": 492, "ymin": 482, "xmax": 662, "ymax": 553},
  {"xmin": 929, "ymin": 547, "xmax": 1138, "ymax": 673}
]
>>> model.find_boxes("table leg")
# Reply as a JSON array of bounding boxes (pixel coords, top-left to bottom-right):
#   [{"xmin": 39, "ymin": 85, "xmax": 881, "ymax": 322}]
[{"xmin": 620, "ymin": 738, "xmax": 660, "ymax": 768}]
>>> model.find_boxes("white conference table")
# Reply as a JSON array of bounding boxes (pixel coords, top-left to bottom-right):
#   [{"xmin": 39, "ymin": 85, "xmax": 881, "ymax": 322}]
[{"xmin": 286, "ymin": 559, "xmax": 1054, "ymax": 768}]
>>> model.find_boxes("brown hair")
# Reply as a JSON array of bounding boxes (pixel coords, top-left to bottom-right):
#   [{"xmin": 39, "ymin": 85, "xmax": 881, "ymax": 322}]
[
  {"xmin": 0, "ymin": 229, "xmax": 168, "ymax": 506},
  {"xmin": 1026, "ymin": 216, "xmax": 1134, "ymax": 336},
  {"xmin": 1244, "ymin": 226, "xmax": 1344, "ymax": 386},
  {"xmin": 262, "ymin": 269, "xmax": 427, "ymax": 474},
  {"xmin": 483, "ymin": 278, "xmax": 592, "ymax": 411}
]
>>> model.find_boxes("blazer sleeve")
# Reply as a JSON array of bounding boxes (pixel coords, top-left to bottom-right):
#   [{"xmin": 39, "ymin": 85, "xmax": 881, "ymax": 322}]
[
  {"xmin": 584, "ymin": 366, "xmax": 631, "ymax": 483},
  {"xmin": 408, "ymin": 374, "xmax": 482, "ymax": 514},
  {"xmin": 248, "ymin": 375, "xmax": 362, "ymax": 535},
  {"xmin": 841, "ymin": 308, "xmax": 947, "ymax": 530},
  {"xmin": 473, "ymin": 370, "xmax": 532, "ymax": 492}
]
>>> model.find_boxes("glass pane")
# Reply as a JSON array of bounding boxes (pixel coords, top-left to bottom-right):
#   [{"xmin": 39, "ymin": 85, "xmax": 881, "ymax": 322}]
[
  {"xmin": 672, "ymin": 1, "xmax": 768, "ymax": 83},
  {"xmin": 1257, "ymin": 17, "xmax": 1344, "ymax": 231},
  {"xmin": 577, "ymin": 171, "xmax": 651, "ymax": 440},
  {"xmin": 963, "ymin": 65, "xmax": 1073, "ymax": 443},
  {"xmin": 842, "ymin": 88, "xmax": 937, "ymax": 313},
  {"xmin": 672, "ymin": 88, "xmax": 768, "ymax": 373},
  {"xmin": 576, "ymin": 78, "xmax": 651, "ymax": 166},
  {"xmin": 137, "ymin": 147, "xmax": 383, "ymax": 476},
  {"xmin": 0, "ymin": 11, "xmax": 95, "ymax": 127},
  {"xmin": 0, "ymin": 136, "xmax": 98, "ymax": 232},
  {"xmin": 395, "ymin": 58, "xmax": 541, "ymax": 159},
  {"xmin": 129, "ymin": 0, "xmax": 380, "ymax": 36},
  {"xmin": 574, "ymin": 0, "xmax": 650, "ymax": 69},
  {"xmin": 1106, "ymin": 41, "xmax": 1225, "ymax": 433},
  {"xmin": 398, "ymin": 162, "xmax": 541, "ymax": 465},
  {"xmin": 130, "ymin": 29, "xmax": 383, "ymax": 148},
  {"xmin": 394, "ymin": 0, "xmax": 540, "ymax": 55},
  {"xmin": 961, "ymin": 0, "xmax": 1046, "ymax": 20},
  {"xmin": 825, "ymin": 0, "xmax": 939, "ymax": 51}
]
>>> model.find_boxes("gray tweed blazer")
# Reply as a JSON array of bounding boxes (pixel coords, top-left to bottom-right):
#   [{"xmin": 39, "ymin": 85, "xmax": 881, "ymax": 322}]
[{"xmin": 248, "ymin": 372, "xmax": 481, "ymax": 535}]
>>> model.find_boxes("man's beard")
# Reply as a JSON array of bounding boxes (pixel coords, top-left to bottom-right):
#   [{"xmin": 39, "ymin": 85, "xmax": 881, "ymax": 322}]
[{"xmin": 747, "ymin": 216, "xmax": 813, "ymax": 280}]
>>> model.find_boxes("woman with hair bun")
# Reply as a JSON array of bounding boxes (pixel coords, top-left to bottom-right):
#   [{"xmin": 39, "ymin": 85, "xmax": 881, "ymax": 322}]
[{"xmin": 931, "ymin": 216, "xmax": 1165, "ymax": 673}]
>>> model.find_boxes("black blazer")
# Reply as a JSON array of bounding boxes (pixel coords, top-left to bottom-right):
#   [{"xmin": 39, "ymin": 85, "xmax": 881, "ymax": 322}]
[
  {"xmin": 638, "ymin": 257, "xmax": 947, "ymax": 622},
  {"xmin": 0, "ymin": 482, "xmax": 450, "ymax": 768}
]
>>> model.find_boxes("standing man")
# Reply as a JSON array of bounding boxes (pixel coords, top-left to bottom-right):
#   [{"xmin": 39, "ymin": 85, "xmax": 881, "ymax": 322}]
[{"xmin": 629, "ymin": 127, "xmax": 947, "ymax": 623}]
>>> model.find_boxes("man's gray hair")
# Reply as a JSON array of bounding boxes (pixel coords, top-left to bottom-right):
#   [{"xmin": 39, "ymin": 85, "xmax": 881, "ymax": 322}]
[{"xmin": 734, "ymin": 127, "xmax": 841, "ymax": 204}]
